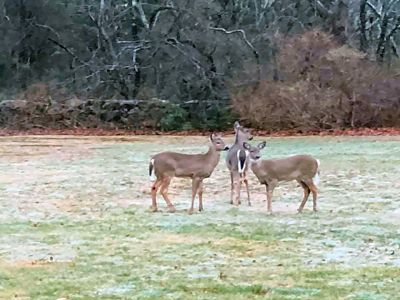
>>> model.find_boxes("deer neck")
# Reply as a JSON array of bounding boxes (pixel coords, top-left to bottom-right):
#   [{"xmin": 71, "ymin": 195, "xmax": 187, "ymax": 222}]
[
  {"xmin": 204, "ymin": 145, "xmax": 221, "ymax": 169},
  {"xmin": 234, "ymin": 132, "xmax": 247, "ymax": 146},
  {"xmin": 249, "ymin": 159, "xmax": 262, "ymax": 176}
]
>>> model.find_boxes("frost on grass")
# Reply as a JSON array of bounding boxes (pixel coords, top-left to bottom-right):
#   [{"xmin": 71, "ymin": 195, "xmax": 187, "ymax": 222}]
[{"xmin": 0, "ymin": 135, "xmax": 399, "ymax": 299}]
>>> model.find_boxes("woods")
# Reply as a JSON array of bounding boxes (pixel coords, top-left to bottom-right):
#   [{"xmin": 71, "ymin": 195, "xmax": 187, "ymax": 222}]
[{"xmin": 0, "ymin": 0, "xmax": 399, "ymax": 130}]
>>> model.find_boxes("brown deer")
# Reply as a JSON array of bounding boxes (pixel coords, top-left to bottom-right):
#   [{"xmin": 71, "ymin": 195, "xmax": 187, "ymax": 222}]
[
  {"xmin": 243, "ymin": 141, "xmax": 320, "ymax": 213},
  {"xmin": 149, "ymin": 133, "xmax": 229, "ymax": 214},
  {"xmin": 225, "ymin": 121, "xmax": 253, "ymax": 206}
]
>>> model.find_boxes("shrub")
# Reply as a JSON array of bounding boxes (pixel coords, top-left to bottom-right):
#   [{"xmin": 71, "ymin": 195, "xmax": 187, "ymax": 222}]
[
  {"xmin": 159, "ymin": 103, "xmax": 188, "ymax": 131},
  {"xmin": 232, "ymin": 30, "xmax": 400, "ymax": 130}
]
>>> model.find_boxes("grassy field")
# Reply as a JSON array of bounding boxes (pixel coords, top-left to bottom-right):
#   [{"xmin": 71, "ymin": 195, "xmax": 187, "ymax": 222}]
[{"xmin": 0, "ymin": 135, "xmax": 399, "ymax": 300}]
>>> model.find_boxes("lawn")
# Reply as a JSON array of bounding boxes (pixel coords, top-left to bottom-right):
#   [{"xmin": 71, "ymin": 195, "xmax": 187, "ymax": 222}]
[{"xmin": 0, "ymin": 135, "xmax": 399, "ymax": 300}]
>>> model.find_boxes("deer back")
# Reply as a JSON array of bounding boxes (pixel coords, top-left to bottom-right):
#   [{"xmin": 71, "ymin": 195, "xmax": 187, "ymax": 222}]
[
  {"xmin": 153, "ymin": 148, "xmax": 220, "ymax": 179},
  {"xmin": 252, "ymin": 155, "xmax": 318, "ymax": 182}
]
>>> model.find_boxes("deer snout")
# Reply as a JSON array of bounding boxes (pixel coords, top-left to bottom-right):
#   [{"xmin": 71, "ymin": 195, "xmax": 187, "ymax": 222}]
[
  {"xmin": 254, "ymin": 155, "xmax": 261, "ymax": 160},
  {"xmin": 249, "ymin": 136, "xmax": 253, "ymax": 141},
  {"xmin": 223, "ymin": 146, "xmax": 230, "ymax": 151}
]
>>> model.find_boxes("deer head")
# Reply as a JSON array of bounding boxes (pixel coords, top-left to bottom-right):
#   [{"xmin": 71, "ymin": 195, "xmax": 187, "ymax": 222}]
[
  {"xmin": 243, "ymin": 141, "xmax": 266, "ymax": 160},
  {"xmin": 210, "ymin": 133, "xmax": 229, "ymax": 151},
  {"xmin": 234, "ymin": 121, "xmax": 253, "ymax": 142}
]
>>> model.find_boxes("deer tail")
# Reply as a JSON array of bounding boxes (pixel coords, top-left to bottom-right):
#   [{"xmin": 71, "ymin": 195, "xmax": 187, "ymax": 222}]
[
  {"xmin": 237, "ymin": 149, "xmax": 248, "ymax": 177},
  {"xmin": 313, "ymin": 159, "xmax": 320, "ymax": 186},
  {"xmin": 149, "ymin": 158, "xmax": 156, "ymax": 181}
]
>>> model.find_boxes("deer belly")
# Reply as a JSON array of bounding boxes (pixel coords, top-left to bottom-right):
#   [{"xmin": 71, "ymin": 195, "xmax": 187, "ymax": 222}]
[
  {"xmin": 174, "ymin": 166, "xmax": 199, "ymax": 178},
  {"xmin": 276, "ymin": 170, "xmax": 302, "ymax": 181}
]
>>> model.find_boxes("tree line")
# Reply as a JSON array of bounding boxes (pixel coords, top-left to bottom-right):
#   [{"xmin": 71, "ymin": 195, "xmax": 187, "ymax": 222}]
[{"xmin": 0, "ymin": 0, "xmax": 399, "ymax": 130}]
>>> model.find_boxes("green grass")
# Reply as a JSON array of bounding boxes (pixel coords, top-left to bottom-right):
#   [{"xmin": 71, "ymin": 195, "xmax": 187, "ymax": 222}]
[{"xmin": 0, "ymin": 135, "xmax": 399, "ymax": 299}]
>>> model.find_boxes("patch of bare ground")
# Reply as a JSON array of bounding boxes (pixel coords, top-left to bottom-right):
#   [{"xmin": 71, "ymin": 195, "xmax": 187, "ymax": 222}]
[{"xmin": 0, "ymin": 259, "xmax": 68, "ymax": 269}]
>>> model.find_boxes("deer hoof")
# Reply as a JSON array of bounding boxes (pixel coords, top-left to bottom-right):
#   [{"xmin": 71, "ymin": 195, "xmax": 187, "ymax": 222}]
[
  {"xmin": 313, "ymin": 208, "xmax": 318, "ymax": 213},
  {"xmin": 168, "ymin": 206, "xmax": 176, "ymax": 213},
  {"xmin": 150, "ymin": 206, "xmax": 158, "ymax": 213},
  {"xmin": 187, "ymin": 208, "xmax": 194, "ymax": 215},
  {"xmin": 199, "ymin": 207, "xmax": 203, "ymax": 212}
]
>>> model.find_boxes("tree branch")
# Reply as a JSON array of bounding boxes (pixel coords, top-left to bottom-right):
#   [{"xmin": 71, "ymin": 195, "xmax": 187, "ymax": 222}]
[
  {"xmin": 387, "ymin": 16, "xmax": 400, "ymax": 39},
  {"xmin": 98, "ymin": 0, "xmax": 117, "ymax": 62},
  {"xmin": 209, "ymin": 26, "xmax": 260, "ymax": 83},
  {"xmin": 366, "ymin": 1, "xmax": 381, "ymax": 18},
  {"xmin": 390, "ymin": 37, "xmax": 399, "ymax": 57},
  {"xmin": 34, "ymin": 23, "xmax": 88, "ymax": 68},
  {"xmin": 149, "ymin": 6, "xmax": 177, "ymax": 29},
  {"xmin": 164, "ymin": 38, "xmax": 204, "ymax": 74},
  {"xmin": 132, "ymin": 0, "xmax": 149, "ymax": 29},
  {"xmin": 47, "ymin": 38, "xmax": 86, "ymax": 66},
  {"xmin": 309, "ymin": 0, "xmax": 331, "ymax": 18}
]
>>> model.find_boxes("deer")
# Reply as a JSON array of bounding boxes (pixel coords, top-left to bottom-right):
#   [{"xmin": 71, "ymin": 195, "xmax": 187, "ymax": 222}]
[
  {"xmin": 148, "ymin": 133, "xmax": 229, "ymax": 214},
  {"xmin": 243, "ymin": 141, "xmax": 320, "ymax": 214},
  {"xmin": 226, "ymin": 121, "xmax": 254, "ymax": 206}
]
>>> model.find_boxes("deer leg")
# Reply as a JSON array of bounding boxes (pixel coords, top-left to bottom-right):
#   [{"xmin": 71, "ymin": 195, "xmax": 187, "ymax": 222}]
[
  {"xmin": 150, "ymin": 179, "xmax": 163, "ymax": 212},
  {"xmin": 262, "ymin": 177, "xmax": 266, "ymax": 202},
  {"xmin": 188, "ymin": 178, "xmax": 201, "ymax": 215},
  {"xmin": 243, "ymin": 172, "xmax": 251, "ymax": 206},
  {"xmin": 230, "ymin": 172, "xmax": 234, "ymax": 205},
  {"xmin": 233, "ymin": 174, "xmax": 241, "ymax": 206},
  {"xmin": 303, "ymin": 179, "xmax": 318, "ymax": 212},
  {"xmin": 309, "ymin": 183, "xmax": 318, "ymax": 212},
  {"xmin": 265, "ymin": 182, "xmax": 276, "ymax": 214},
  {"xmin": 238, "ymin": 179, "xmax": 242, "ymax": 205},
  {"xmin": 297, "ymin": 180, "xmax": 310, "ymax": 213},
  {"xmin": 198, "ymin": 180, "xmax": 204, "ymax": 212},
  {"xmin": 160, "ymin": 177, "xmax": 175, "ymax": 213}
]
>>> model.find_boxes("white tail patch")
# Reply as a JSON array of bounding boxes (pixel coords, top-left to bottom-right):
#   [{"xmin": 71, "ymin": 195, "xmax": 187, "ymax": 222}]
[
  {"xmin": 313, "ymin": 159, "xmax": 320, "ymax": 186},
  {"xmin": 149, "ymin": 158, "xmax": 156, "ymax": 181},
  {"xmin": 237, "ymin": 149, "xmax": 248, "ymax": 174}
]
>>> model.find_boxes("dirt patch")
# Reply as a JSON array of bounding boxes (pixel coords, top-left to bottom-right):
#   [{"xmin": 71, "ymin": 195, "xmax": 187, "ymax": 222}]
[{"xmin": 0, "ymin": 259, "xmax": 68, "ymax": 269}]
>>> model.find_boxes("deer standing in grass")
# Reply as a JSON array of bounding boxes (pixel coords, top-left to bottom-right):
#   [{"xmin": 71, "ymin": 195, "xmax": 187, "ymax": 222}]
[
  {"xmin": 243, "ymin": 141, "xmax": 320, "ymax": 213},
  {"xmin": 149, "ymin": 133, "xmax": 229, "ymax": 214},
  {"xmin": 226, "ymin": 121, "xmax": 254, "ymax": 206}
]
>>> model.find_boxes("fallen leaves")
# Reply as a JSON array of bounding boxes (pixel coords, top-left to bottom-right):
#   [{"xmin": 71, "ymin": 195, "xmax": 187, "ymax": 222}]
[{"xmin": 1, "ymin": 127, "xmax": 400, "ymax": 137}]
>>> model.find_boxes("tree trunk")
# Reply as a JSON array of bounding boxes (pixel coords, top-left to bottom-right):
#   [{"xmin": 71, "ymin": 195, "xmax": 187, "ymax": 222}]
[
  {"xmin": 376, "ymin": 14, "xmax": 389, "ymax": 62},
  {"xmin": 359, "ymin": 0, "xmax": 368, "ymax": 52},
  {"xmin": 332, "ymin": 0, "xmax": 349, "ymax": 43}
]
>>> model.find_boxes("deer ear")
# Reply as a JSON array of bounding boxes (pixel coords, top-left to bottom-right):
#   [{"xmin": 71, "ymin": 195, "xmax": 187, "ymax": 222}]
[
  {"xmin": 234, "ymin": 121, "xmax": 241, "ymax": 130},
  {"xmin": 210, "ymin": 133, "xmax": 215, "ymax": 141},
  {"xmin": 258, "ymin": 141, "xmax": 266, "ymax": 149},
  {"xmin": 243, "ymin": 142, "xmax": 251, "ymax": 150}
]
